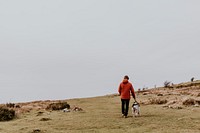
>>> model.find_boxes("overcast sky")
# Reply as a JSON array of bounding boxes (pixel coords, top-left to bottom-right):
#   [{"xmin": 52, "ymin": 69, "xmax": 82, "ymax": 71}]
[{"xmin": 0, "ymin": 0, "xmax": 200, "ymax": 103}]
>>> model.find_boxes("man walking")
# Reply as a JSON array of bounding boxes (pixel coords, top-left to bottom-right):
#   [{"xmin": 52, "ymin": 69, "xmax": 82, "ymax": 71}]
[{"xmin": 118, "ymin": 75, "xmax": 136, "ymax": 118}]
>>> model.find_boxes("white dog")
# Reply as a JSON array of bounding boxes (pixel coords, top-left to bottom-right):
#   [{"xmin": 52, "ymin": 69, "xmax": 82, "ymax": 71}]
[{"xmin": 132, "ymin": 101, "xmax": 140, "ymax": 117}]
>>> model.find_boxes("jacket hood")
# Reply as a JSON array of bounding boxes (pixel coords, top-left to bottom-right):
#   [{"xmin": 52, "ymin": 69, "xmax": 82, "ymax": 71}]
[{"xmin": 122, "ymin": 79, "xmax": 129, "ymax": 84}]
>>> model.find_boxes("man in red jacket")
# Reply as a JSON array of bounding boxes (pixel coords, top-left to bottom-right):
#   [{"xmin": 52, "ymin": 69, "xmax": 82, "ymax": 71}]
[{"xmin": 118, "ymin": 75, "xmax": 136, "ymax": 118}]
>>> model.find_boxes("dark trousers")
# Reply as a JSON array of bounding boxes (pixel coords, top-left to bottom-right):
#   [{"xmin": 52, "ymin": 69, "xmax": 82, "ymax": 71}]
[{"xmin": 121, "ymin": 99, "xmax": 130, "ymax": 116}]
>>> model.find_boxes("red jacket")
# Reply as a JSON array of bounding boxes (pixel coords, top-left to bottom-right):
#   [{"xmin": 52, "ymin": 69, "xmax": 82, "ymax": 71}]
[{"xmin": 118, "ymin": 80, "xmax": 135, "ymax": 99}]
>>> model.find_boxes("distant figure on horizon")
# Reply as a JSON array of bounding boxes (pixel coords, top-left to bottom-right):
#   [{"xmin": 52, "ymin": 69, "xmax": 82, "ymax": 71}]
[
  {"xmin": 118, "ymin": 75, "xmax": 136, "ymax": 118},
  {"xmin": 191, "ymin": 77, "xmax": 195, "ymax": 82}
]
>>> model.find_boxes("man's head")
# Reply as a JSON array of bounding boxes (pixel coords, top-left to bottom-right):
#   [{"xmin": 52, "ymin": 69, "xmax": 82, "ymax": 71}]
[
  {"xmin": 123, "ymin": 75, "xmax": 129, "ymax": 83},
  {"xmin": 124, "ymin": 75, "xmax": 129, "ymax": 80}
]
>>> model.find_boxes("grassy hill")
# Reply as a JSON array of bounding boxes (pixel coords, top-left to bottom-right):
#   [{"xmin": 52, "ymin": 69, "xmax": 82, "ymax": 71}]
[{"xmin": 0, "ymin": 81, "xmax": 200, "ymax": 133}]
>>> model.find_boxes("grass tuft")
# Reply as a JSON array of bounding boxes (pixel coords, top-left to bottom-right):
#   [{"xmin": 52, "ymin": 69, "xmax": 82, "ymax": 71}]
[{"xmin": 149, "ymin": 98, "xmax": 167, "ymax": 104}]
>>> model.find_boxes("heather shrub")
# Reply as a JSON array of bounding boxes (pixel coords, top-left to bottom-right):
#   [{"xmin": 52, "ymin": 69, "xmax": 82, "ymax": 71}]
[
  {"xmin": 0, "ymin": 107, "xmax": 15, "ymax": 121},
  {"xmin": 182, "ymin": 98, "xmax": 195, "ymax": 106},
  {"xmin": 6, "ymin": 103, "xmax": 15, "ymax": 108},
  {"xmin": 164, "ymin": 81, "xmax": 171, "ymax": 88},
  {"xmin": 46, "ymin": 102, "xmax": 70, "ymax": 110}
]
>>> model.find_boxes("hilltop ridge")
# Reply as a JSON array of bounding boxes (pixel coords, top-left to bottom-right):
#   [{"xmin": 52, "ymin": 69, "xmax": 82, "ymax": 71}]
[
  {"xmin": 137, "ymin": 80, "xmax": 200, "ymax": 108},
  {"xmin": 1, "ymin": 80, "xmax": 200, "ymax": 114}
]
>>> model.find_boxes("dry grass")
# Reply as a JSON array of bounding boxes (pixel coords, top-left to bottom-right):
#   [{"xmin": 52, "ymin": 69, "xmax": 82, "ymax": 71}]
[
  {"xmin": 148, "ymin": 98, "xmax": 168, "ymax": 104},
  {"xmin": 0, "ymin": 94, "xmax": 199, "ymax": 133},
  {"xmin": 0, "ymin": 80, "xmax": 200, "ymax": 132}
]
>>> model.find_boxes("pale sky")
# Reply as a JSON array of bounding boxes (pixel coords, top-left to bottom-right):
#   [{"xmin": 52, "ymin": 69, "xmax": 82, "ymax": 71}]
[{"xmin": 0, "ymin": 0, "xmax": 200, "ymax": 103}]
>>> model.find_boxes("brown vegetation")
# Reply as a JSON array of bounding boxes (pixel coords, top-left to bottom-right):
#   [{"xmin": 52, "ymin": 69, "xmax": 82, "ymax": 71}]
[
  {"xmin": 40, "ymin": 117, "xmax": 51, "ymax": 121},
  {"xmin": 0, "ymin": 80, "xmax": 199, "ymax": 132},
  {"xmin": 149, "ymin": 98, "xmax": 167, "ymax": 104},
  {"xmin": 46, "ymin": 101, "xmax": 70, "ymax": 110},
  {"xmin": 182, "ymin": 98, "xmax": 195, "ymax": 106},
  {"xmin": 0, "ymin": 107, "xmax": 15, "ymax": 121}
]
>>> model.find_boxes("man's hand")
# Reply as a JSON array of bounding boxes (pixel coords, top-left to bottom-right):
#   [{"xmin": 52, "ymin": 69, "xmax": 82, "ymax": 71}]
[{"xmin": 133, "ymin": 97, "xmax": 136, "ymax": 102}]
